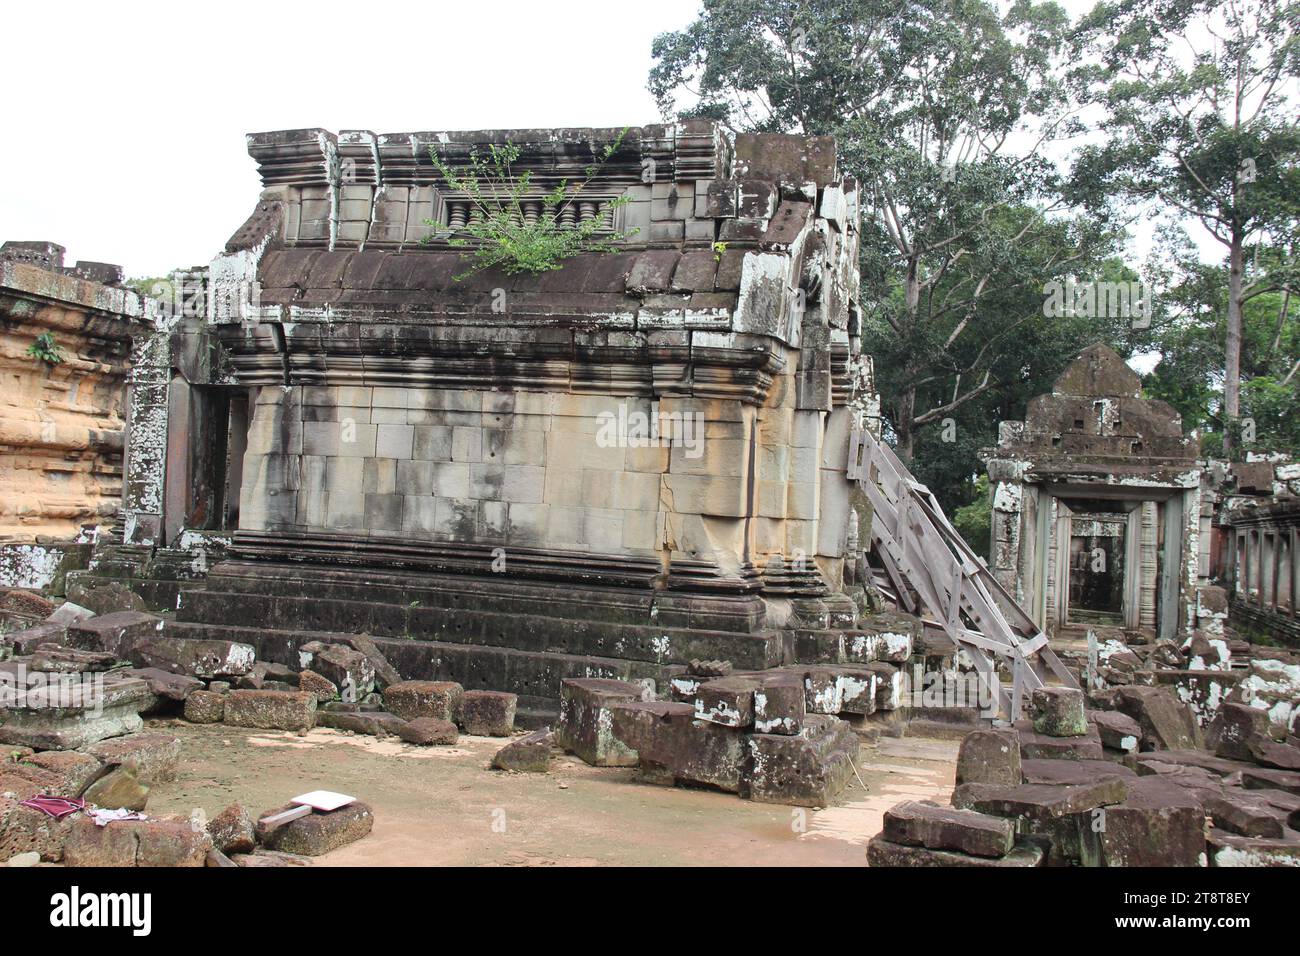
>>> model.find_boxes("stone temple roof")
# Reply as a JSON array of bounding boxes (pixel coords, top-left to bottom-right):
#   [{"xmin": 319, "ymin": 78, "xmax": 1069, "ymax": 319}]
[{"xmin": 218, "ymin": 123, "xmax": 857, "ymax": 334}]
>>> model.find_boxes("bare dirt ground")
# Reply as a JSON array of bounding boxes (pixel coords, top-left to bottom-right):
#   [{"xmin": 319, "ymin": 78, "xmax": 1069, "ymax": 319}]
[{"xmin": 146, "ymin": 719, "xmax": 956, "ymax": 866}]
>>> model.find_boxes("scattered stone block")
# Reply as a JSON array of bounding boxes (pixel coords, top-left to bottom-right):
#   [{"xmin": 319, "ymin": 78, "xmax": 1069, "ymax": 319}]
[
  {"xmin": 754, "ymin": 673, "xmax": 805, "ymax": 734},
  {"xmin": 223, "ymin": 690, "xmax": 317, "ymax": 732},
  {"xmin": 83, "ymin": 767, "xmax": 149, "ymax": 811},
  {"xmin": 803, "ymin": 668, "xmax": 844, "ymax": 714},
  {"xmin": 867, "ymin": 835, "xmax": 1043, "ymax": 867},
  {"xmin": 208, "ymin": 803, "xmax": 255, "ymax": 854},
  {"xmin": 1092, "ymin": 710, "xmax": 1142, "ymax": 752},
  {"xmin": 1246, "ymin": 736, "xmax": 1300, "ymax": 771},
  {"xmin": 956, "ymin": 729, "xmax": 1021, "ymax": 786},
  {"xmin": 694, "ymin": 676, "xmax": 758, "ymax": 727},
  {"xmin": 557, "ymin": 678, "xmax": 649, "ymax": 767},
  {"xmin": 86, "ymin": 733, "xmax": 181, "ymax": 784},
  {"xmin": 66, "ymin": 611, "xmax": 162, "ymax": 659},
  {"xmin": 458, "ymin": 690, "xmax": 517, "ymax": 736},
  {"xmin": 0, "ymin": 796, "xmax": 76, "ymax": 862},
  {"xmin": 748, "ymin": 715, "xmax": 859, "ymax": 807},
  {"xmin": 866, "ymin": 662, "xmax": 903, "ymax": 710},
  {"xmin": 1032, "ymin": 687, "xmax": 1087, "ymax": 737},
  {"xmin": 118, "ymin": 667, "xmax": 204, "ymax": 705},
  {"xmin": 1114, "ymin": 685, "xmax": 1202, "ymax": 751},
  {"xmin": 492, "ymin": 728, "xmax": 555, "ymax": 773},
  {"xmin": 62, "ymin": 815, "xmax": 211, "ymax": 867},
  {"xmin": 611, "ymin": 700, "xmax": 748, "ymax": 792},
  {"xmin": 398, "ymin": 717, "xmax": 459, "ymax": 746},
  {"xmin": 1201, "ymin": 791, "xmax": 1286, "ymax": 839},
  {"xmin": 1241, "ymin": 766, "xmax": 1300, "ymax": 796},
  {"xmin": 1078, "ymin": 777, "xmax": 1207, "ymax": 867},
  {"xmin": 1015, "ymin": 721, "xmax": 1104, "ymax": 761},
  {"xmin": 1207, "ymin": 830, "xmax": 1300, "ymax": 867},
  {"xmin": 29, "ymin": 645, "xmax": 117, "ymax": 673},
  {"xmin": 258, "ymin": 802, "xmax": 373, "ymax": 856},
  {"xmin": 184, "ymin": 690, "xmax": 225, "ymax": 723},
  {"xmin": 298, "ymin": 670, "xmax": 339, "ymax": 702},
  {"xmin": 0, "ymin": 676, "xmax": 151, "ymax": 750},
  {"xmin": 882, "ymin": 800, "xmax": 1015, "ymax": 858},
  {"xmin": 131, "ymin": 637, "xmax": 256, "ymax": 679},
  {"xmin": 339, "ymin": 634, "xmax": 402, "ymax": 690},
  {"xmin": 954, "ymin": 778, "xmax": 1129, "ymax": 823},
  {"xmin": 316, "ymin": 711, "xmax": 407, "ymax": 737},
  {"xmin": 1207, "ymin": 702, "xmax": 1271, "ymax": 761},
  {"xmin": 309, "ymin": 644, "xmax": 375, "ymax": 699},
  {"xmin": 2, "ymin": 622, "xmax": 66, "ymax": 656},
  {"xmin": 1020, "ymin": 759, "xmax": 1135, "ymax": 786},
  {"xmin": 382, "ymin": 680, "xmax": 464, "ymax": 723}
]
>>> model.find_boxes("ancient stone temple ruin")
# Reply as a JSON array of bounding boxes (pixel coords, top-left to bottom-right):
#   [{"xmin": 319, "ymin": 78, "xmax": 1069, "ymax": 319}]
[
  {"xmin": 105, "ymin": 122, "xmax": 880, "ymax": 722},
  {"xmin": 0, "ymin": 242, "xmax": 147, "ymax": 589},
  {"xmin": 984, "ymin": 345, "xmax": 1202, "ymax": 643}
]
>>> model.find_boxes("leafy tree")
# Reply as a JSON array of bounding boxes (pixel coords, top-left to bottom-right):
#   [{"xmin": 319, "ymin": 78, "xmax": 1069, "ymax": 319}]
[{"xmin": 1070, "ymin": 0, "xmax": 1300, "ymax": 453}]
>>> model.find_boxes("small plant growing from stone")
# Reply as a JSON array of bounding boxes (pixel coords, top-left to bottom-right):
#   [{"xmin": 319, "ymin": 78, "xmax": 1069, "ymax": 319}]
[
  {"xmin": 423, "ymin": 129, "xmax": 639, "ymax": 279},
  {"xmin": 27, "ymin": 332, "xmax": 65, "ymax": 365},
  {"xmin": 711, "ymin": 241, "xmax": 728, "ymax": 262}
]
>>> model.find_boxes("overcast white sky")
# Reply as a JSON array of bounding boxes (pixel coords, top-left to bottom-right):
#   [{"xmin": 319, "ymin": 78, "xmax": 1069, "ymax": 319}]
[{"xmin": 1, "ymin": 0, "xmax": 703, "ymax": 277}]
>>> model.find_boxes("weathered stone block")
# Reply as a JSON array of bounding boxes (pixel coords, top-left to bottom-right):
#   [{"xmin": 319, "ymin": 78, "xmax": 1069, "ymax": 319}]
[
  {"xmin": 83, "ymin": 767, "xmax": 149, "ymax": 811},
  {"xmin": 1078, "ymin": 777, "xmax": 1206, "ymax": 867},
  {"xmin": 1092, "ymin": 710, "xmax": 1142, "ymax": 752},
  {"xmin": 492, "ymin": 728, "xmax": 555, "ymax": 773},
  {"xmin": 223, "ymin": 690, "xmax": 317, "ymax": 731},
  {"xmin": 1115, "ymin": 685, "xmax": 1202, "ymax": 751},
  {"xmin": 66, "ymin": 611, "xmax": 163, "ymax": 659},
  {"xmin": 1032, "ymin": 687, "xmax": 1087, "ymax": 737},
  {"xmin": 458, "ymin": 690, "xmax": 516, "ymax": 736},
  {"xmin": 208, "ymin": 803, "xmax": 256, "ymax": 854},
  {"xmin": 18, "ymin": 750, "xmax": 101, "ymax": 797},
  {"xmin": 0, "ymin": 676, "xmax": 151, "ymax": 750},
  {"xmin": 557, "ymin": 678, "xmax": 649, "ymax": 767},
  {"xmin": 131, "ymin": 637, "xmax": 256, "ymax": 679},
  {"xmin": 317, "ymin": 710, "xmax": 407, "ymax": 737},
  {"xmin": 867, "ymin": 835, "xmax": 1043, "ymax": 867},
  {"xmin": 298, "ymin": 670, "xmax": 339, "ymax": 702},
  {"xmin": 184, "ymin": 690, "xmax": 225, "ymax": 723},
  {"xmin": 747, "ymin": 715, "xmax": 858, "ymax": 807},
  {"xmin": 882, "ymin": 800, "xmax": 1015, "ymax": 858},
  {"xmin": 382, "ymin": 680, "xmax": 464, "ymax": 722},
  {"xmin": 397, "ymin": 717, "xmax": 459, "ymax": 745},
  {"xmin": 0, "ymin": 796, "xmax": 75, "ymax": 862},
  {"xmin": 1201, "ymin": 791, "xmax": 1286, "ymax": 839},
  {"xmin": 1020, "ymin": 759, "xmax": 1135, "ymax": 786},
  {"xmin": 956, "ymin": 729, "xmax": 1021, "ymax": 786},
  {"xmin": 259, "ymin": 802, "xmax": 373, "ymax": 856},
  {"xmin": 1015, "ymin": 721, "xmax": 1104, "ymax": 761},
  {"xmin": 309, "ymin": 644, "xmax": 375, "ymax": 699},
  {"xmin": 694, "ymin": 676, "xmax": 757, "ymax": 728},
  {"xmin": 1207, "ymin": 830, "xmax": 1300, "ymax": 866},
  {"xmin": 62, "ymin": 815, "xmax": 211, "ymax": 867},
  {"xmin": 754, "ymin": 673, "xmax": 805, "ymax": 734}
]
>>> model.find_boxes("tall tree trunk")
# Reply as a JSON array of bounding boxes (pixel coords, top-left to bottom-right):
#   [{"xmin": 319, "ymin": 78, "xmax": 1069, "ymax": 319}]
[
  {"xmin": 897, "ymin": 385, "xmax": 916, "ymax": 461},
  {"xmin": 1223, "ymin": 229, "xmax": 1245, "ymax": 455}
]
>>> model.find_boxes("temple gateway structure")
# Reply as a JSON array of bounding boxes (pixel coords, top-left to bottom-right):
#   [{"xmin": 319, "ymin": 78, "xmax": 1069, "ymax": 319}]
[{"xmin": 102, "ymin": 122, "xmax": 892, "ymax": 719}]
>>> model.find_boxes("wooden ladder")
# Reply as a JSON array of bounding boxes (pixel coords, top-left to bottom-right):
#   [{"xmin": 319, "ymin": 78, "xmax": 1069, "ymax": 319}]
[{"xmin": 848, "ymin": 427, "xmax": 1075, "ymax": 719}]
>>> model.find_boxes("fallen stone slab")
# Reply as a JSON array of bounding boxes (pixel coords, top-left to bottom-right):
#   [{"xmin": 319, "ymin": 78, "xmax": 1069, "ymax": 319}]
[
  {"xmin": 1201, "ymin": 790, "xmax": 1287, "ymax": 839},
  {"xmin": 694, "ymin": 676, "xmax": 758, "ymax": 728},
  {"xmin": 1207, "ymin": 830, "xmax": 1300, "ymax": 867},
  {"xmin": 316, "ymin": 710, "xmax": 407, "ymax": 737},
  {"xmin": 206, "ymin": 848, "xmax": 238, "ymax": 868},
  {"xmin": 398, "ymin": 717, "xmax": 459, "ymax": 746},
  {"xmin": 66, "ymin": 611, "xmax": 163, "ymax": 659},
  {"xmin": 382, "ymin": 680, "xmax": 464, "ymax": 723},
  {"xmin": 132, "ymin": 637, "xmax": 256, "ymax": 679},
  {"xmin": 1092, "ymin": 710, "xmax": 1142, "ymax": 753},
  {"xmin": 85, "ymin": 733, "xmax": 181, "ymax": 785},
  {"xmin": 46, "ymin": 602, "xmax": 93, "ymax": 625},
  {"xmin": 1135, "ymin": 749, "xmax": 1255, "ymax": 778},
  {"xmin": 223, "ymin": 690, "xmax": 317, "ymax": 732},
  {"xmin": 1241, "ymin": 766, "xmax": 1300, "ymax": 796},
  {"xmin": 208, "ymin": 803, "xmax": 255, "ymax": 855},
  {"xmin": 117, "ymin": 667, "xmax": 203, "ymax": 706},
  {"xmin": 339, "ymin": 634, "xmax": 402, "ymax": 690},
  {"xmin": 459, "ymin": 690, "xmax": 516, "ymax": 736},
  {"xmin": 0, "ymin": 676, "xmax": 151, "ymax": 750},
  {"xmin": 867, "ymin": 835, "xmax": 1043, "ymax": 867},
  {"xmin": 29, "ymin": 645, "xmax": 117, "ymax": 673},
  {"xmin": 184, "ymin": 690, "xmax": 225, "ymax": 723},
  {"xmin": 882, "ymin": 800, "xmax": 1015, "ymax": 858},
  {"xmin": 0, "ymin": 765, "xmax": 60, "ymax": 800},
  {"xmin": 1015, "ymin": 721, "xmax": 1104, "ymax": 761},
  {"xmin": 491, "ymin": 728, "xmax": 554, "ymax": 773},
  {"xmin": 1115, "ymin": 685, "xmax": 1202, "ymax": 751},
  {"xmin": 956, "ymin": 729, "xmax": 1021, "ymax": 786},
  {"xmin": 307, "ymin": 643, "xmax": 375, "ymax": 700},
  {"xmin": 2, "ymin": 622, "xmax": 67, "ymax": 656},
  {"xmin": 1032, "ymin": 687, "xmax": 1087, "ymax": 737},
  {"xmin": 753, "ymin": 673, "xmax": 805, "ymax": 734},
  {"xmin": 611, "ymin": 700, "xmax": 749, "ymax": 792},
  {"xmin": 1247, "ymin": 736, "xmax": 1300, "ymax": 771},
  {"xmin": 258, "ymin": 802, "xmax": 373, "ymax": 856},
  {"xmin": 748, "ymin": 715, "xmax": 859, "ymax": 807},
  {"xmin": 1078, "ymin": 776, "xmax": 1208, "ymax": 867},
  {"xmin": 62, "ymin": 815, "xmax": 211, "ymax": 867},
  {"xmin": 557, "ymin": 678, "xmax": 650, "ymax": 767},
  {"xmin": 953, "ymin": 778, "xmax": 1130, "ymax": 823},
  {"xmin": 1207, "ymin": 702, "xmax": 1272, "ymax": 762},
  {"xmin": 1020, "ymin": 759, "xmax": 1135, "ymax": 786}
]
